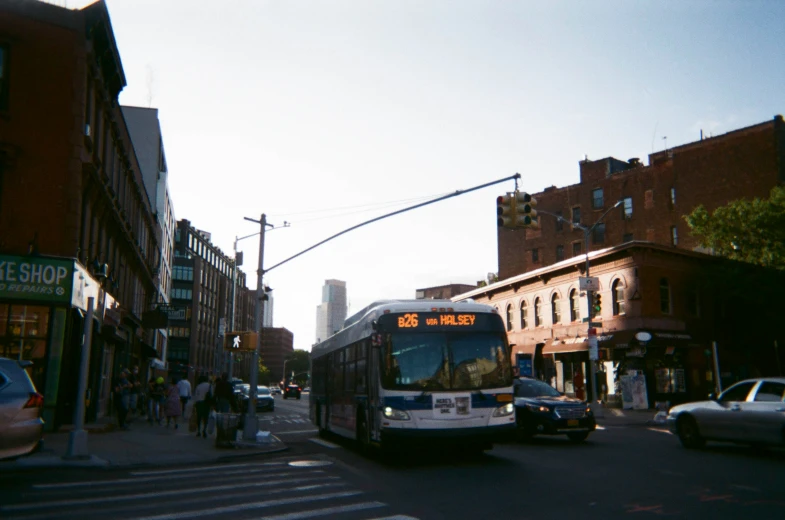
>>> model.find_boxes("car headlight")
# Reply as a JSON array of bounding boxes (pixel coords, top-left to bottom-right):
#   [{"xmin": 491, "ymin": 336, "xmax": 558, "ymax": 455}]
[
  {"xmin": 526, "ymin": 403, "xmax": 550, "ymax": 413},
  {"xmin": 492, "ymin": 403, "xmax": 515, "ymax": 417},
  {"xmin": 586, "ymin": 406, "xmax": 592, "ymax": 414},
  {"xmin": 383, "ymin": 407, "xmax": 411, "ymax": 420}
]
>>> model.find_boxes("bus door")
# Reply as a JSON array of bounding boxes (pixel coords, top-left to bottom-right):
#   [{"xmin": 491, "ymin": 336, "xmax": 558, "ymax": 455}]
[{"xmin": 368, "ymin": 337, "xmax": 381, "ymax": 441}]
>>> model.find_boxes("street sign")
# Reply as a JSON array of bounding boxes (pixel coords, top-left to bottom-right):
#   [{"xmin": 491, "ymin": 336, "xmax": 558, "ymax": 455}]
[
  {"xmin": 579, "ymin": 276, "xmax": 600, "ymax": 292},
  {"xmin": 223, "ymin": 331, "xmax": 258, "ymax": 352},
  {"xmin": 588, "ymin": 336, "xmax": 599, "ymax": 361},
  {"xmin": 589, "ymin": 322, "xmax": 603, "ymax": 328}
]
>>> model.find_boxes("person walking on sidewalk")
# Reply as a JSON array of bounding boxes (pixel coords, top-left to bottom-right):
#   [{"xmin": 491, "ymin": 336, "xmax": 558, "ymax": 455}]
[
  {"xmin": 113, "ymin": 369, "xmax": 132, "ymax": 430},
  {"xmin": 177, "ymin": 376, "xmax": 192, "ymax": 417},
  {"xmin": 193, "ymin": 375, "xmax": 212, "ymax": 438},
  {"xmin": 164, "ymin": 377, "xmax": 182, "ymax": 429},
  {"xmin": 128, "ymin": 366, "xmax": 142, "ymax": 419},
  {"xmin": 148, "ymin": 376, "xmax": 166, "ymax": 425},
  {"xmin": 214, "ymin": 373, "xmax": 236, "ymax": 413}
]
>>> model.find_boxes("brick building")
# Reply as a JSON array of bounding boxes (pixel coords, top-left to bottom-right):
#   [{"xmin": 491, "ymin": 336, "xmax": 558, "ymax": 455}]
[
  {"xmin": 415, "ymin": 283, "xmax": 478, "ymax": 300},
  {"xmin": 455, "ymin": 242, "xmax": 785, "ymax": 409},
  {"xmin": 498, "ymin": 116, "xmax": 785, "ymax": 279},
  {"xmin": 260, "ymin": 327, "xmax": 294, "ymax": 386},
  {"xmin": 0, "ymin": 1, "xmax": 161, "ymax": 428}
]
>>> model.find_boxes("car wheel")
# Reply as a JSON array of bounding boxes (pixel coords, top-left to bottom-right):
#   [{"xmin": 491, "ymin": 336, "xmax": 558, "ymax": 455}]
[
  {"xmin": 677, "ymin": 415, "xmax": 706, "ymax": 449},
  {"xmin": 567, "ymin": 431, "xmax": 590, "ymax": 443}
]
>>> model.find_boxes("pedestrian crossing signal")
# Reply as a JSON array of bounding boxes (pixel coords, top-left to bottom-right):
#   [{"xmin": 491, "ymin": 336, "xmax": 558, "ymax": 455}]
[{"xmin": 223, "ymin": 331, "xmax": 258, "ymax": 352}]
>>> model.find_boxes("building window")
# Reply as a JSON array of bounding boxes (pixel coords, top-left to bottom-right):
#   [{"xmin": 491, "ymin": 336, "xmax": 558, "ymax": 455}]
[
  {"xmin": 612, "ymin": 279, "xmax": 626, "ymax": 316},
  {"xmin": 534, "ymin": 297, "xmax": 542, "ymax": 327},
  {"xmin": 659, "ymin": 278, "xmax": 671, "ymax": 314},
  {"xmin": 555, "ymin": 245, "xmax": 564, "ymax": 261},
  {"xmin": 687, "ymin": 288, "xmax": 700, "ymax": 317},
  {"xmin": 506, "ymin": 304, "xmax": 513, "ymax": 331},
  {"xmin": 0, "ymin": 45, "xmax": 8, "ymax": 112},
  {"xmin": 622, "ymin": 197, "xmax": 633, "ymax": 219},
  {"xmin": 572, "ymin": 207, "xmax": 581, "ymax": 225},
  {"xmin": 531, "ymin": 248, "xmax": 539, "ymax": 263},
  {"xmin": 622, "ymin": 233, "xmax": 633, "ymax": 243},
  {"xmin": 551, "ymin": 294, "xmax": 561, "ymax": 325},
  {"xmin": 570, "ymin": 289, "xmax": 580, "ymax": 322},
  {"xmin": 520, "ymin": 300, "xmax": 528, "ymax": 329},
  {"xmin": 555, "ymin": 211, "xmax": 563, "ymax": 231},
  {"xmin": 671, "ymin": 226, "xmax": 678, "ymax": 245},
  {"xmin": 592, "ymin": 223, "xmax": 605, "ymax": 244},
  {"xmin": 572, "ymin": 242, "xmax": 582, "ymax": 257},
  {"xmin": 592, "ymin": 188, "xmax": 604, "ymax": 209},
  {"xmin": 670, "ymin": 187, "xmax": 676, "ymax": 207}
]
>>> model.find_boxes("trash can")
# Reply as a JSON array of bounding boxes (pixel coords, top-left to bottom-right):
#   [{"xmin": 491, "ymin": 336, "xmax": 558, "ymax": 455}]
[{"xmin": 215, "ymin": 413, "xmax": 240, "ymax": 448}]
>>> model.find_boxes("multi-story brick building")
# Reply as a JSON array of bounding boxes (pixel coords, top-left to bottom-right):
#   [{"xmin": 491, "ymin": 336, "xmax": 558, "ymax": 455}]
[
  {"xmin": 170, "ymin": 220, "xmax": 254, "ymax": 383},
  {"xmin": 0, "ymin": 0, "xmax": 161, "ymax": 428},
  {"xmin": 260, "ymin": 326, "xmax": 294, "ymax": 386},
  {"xmin": 499, "ymin": 116, "xmax": 785, "ymax": 279},
  {"xmin": 415, "ymin": 283, "xmax": 477, "ymax": 300},
  {"xmin": 456, "ymin": 242, "xmax": 785, "ymax": 409}
]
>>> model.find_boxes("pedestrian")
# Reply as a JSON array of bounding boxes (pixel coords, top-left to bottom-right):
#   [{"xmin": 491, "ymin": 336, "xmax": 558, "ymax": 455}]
[
  {"xmin": 177, "ymin": 376, "xmax": 192, "ymax": 417},
  {"xmin": 164, "ymin": 377, "xmax": 182, "ymax": 429},
  {"xmin": 113, "ymin": 368, "xmax": 132, "ymax": 430},
  {"xmin": 128, "ymin": 366, "xmax": 142, "ymax": 419},
  {"xmin": 192, "ymin": 375, "xmax": 212, "ymax": 438},
  {"xmin": 595, "ymin": 365, "xmax": 608, "ymax": 403},
  {"xmin": 148, "ymin": 376, "xmax": 166, "ymax": 425},
  {"xmin": 214, "ymin": 373, "xmax": 234, "ymax": 413},
  {"xmin": 573, "ymin": 367, "xmax": 586, "ymax": 401}
]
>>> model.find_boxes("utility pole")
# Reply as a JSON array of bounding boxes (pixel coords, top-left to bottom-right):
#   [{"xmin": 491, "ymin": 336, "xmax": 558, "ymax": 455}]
[
  {"xmin": 65, "ymin": 296, "xmax": 94, "ymax": 459},
  {"xmin": 228, "ymin": 238, "xmax": 238, "ymax": 380},
  {"xmin": 242, "ymin": 213, "xmax": 273, "ymax": 441}
]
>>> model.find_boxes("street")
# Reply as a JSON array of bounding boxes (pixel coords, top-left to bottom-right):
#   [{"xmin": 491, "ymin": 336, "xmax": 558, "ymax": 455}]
[{"xmin": 1, "ymin": 395, "xmax": 783, "ymax": 520}]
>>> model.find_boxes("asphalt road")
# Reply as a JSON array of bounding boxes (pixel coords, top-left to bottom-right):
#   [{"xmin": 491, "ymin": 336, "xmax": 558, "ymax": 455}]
[{"xmin": 2, "ymin": 394, "xmax": 783, "ymax": 520}]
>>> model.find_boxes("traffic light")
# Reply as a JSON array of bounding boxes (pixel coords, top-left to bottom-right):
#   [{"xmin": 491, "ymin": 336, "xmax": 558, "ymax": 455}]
[
  {"xmin": 592, "ymin": 293, "xmax": 602, "ymax": 314},
  {"xmin": 496, "ymin": 193, "xmax": 518, "ymax": 228},
  {"xmin": 519, "ymin": 192, "xmax": 539, "ymax": 228}
]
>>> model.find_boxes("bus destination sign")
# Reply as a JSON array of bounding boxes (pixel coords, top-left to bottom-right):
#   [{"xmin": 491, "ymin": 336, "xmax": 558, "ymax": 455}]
[{"xmin": 397, "ymin": 313, "xmax": 477, "ymax": 328}]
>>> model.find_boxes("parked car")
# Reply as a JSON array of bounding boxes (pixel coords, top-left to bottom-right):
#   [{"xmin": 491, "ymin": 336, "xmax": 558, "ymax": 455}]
[
  {"xmin": 302, "ymin": 386, "xmax": 311, "ymax": 393},
  {"xmin": 237, "ymin": 385, "xmax": 275, "ymax": 412},
  {"xmin": 0, "ymin": 358, "xmax": 45, "ymax": 460},
  {"xmin": 269, "ymin": 385, "xmax": 282, "ymax": 396},
  {"xmin": 513, "ymin": 377, "xmax": 595, "ymax": 442},
  {"xmin": 666, "ymin": 377, "xmax": 785, "ymax": 449},
  {"xmin": 283, "ymin": 384, "xmax": 302, "ymax": 400}
]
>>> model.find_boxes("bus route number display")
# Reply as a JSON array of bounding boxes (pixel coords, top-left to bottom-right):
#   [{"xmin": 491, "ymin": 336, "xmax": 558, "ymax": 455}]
[{"xmin": 397, "ymin": 313, "xmax": 477, "ymax": 328}]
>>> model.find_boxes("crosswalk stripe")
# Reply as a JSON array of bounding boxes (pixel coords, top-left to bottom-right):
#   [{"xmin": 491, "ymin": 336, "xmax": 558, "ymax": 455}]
[
  {"xmin": 276, "ymin": 429, "xmax": 319, "ymax": 435},
  {"xmin": 368, "ymin": 516, "xmax": 421, "ymax": 520},
  {"xmin": 0, "ymin": 476, "xmax": 345, "ymax": 518},
  {"xmin": 134, "ymin": 491, "xmax": 364, "ymax": 520},
  {"xmin": 309, "ymin": 438, "xmax": 341, "ymax": 449},
  {"xmin": 131, "ymin": 461, "xmax": 283, "ymax": 476},
  {"xmin": 255, "ymin": 501, "xmax": 387, "ymax": 520}
]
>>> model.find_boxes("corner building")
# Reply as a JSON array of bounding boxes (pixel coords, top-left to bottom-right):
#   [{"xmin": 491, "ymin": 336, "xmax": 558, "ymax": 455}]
[{"xmin": 499, "ymin": 116, "xmax": 785, "ymax": 279}]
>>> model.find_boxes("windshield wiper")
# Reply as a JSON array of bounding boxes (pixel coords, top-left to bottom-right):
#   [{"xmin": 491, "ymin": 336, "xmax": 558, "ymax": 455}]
[
  {"xmin": 415, "ymin": 379, "xmax": 443, "ymax": 402},
  {"xmin": 474, "ymin": 390, "xmax": 488, "ymax": 400}
]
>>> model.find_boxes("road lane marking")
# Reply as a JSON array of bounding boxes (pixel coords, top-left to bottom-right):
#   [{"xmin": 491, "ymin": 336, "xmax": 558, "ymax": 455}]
[
  {"xmin": 256, "ymin": 501, "xmax": 387, "ymax": 520},
  {"xmin": 134, "ymin": 491, "xmax": 364, "ymax": 520},
  {"xmin": 276, "ymin": 429, "xmax": 319, "ymax": 435},
  {"xmin": 131, "ymin": 461, "xmax": 283, "ymax": 476},
  {"xmin": 309, "ymin": 438, "xmax": 341, "ymax": 449},
  {"xmin": 368, "ymin": 516, "xmax": 421, "ymax": 520}
]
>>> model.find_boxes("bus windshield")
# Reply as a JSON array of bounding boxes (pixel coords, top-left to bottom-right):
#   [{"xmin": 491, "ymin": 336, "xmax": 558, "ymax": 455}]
[{"xmin": 382, "ymin": 331, "xmax": 512, "ymax": 391}]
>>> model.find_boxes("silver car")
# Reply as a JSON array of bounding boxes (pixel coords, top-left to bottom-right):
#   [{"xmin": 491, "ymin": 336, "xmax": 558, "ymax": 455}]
[
  {"xmin": 666, "ymin": 377, "xmax": 785, "ymax": 449},
  {"xmin": 0, "ymin": 358, "xmax": 45, "ymax": 460}
]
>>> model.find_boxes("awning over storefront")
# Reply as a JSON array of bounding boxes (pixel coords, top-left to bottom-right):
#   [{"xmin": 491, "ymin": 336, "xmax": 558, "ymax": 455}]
[
  {"xmin": 544, "ymin": 336, "xmax": 589, "ymax": 354},
  {"xmin": 598, "ymin": 329, "xmax": 701, "ymax": 349}
]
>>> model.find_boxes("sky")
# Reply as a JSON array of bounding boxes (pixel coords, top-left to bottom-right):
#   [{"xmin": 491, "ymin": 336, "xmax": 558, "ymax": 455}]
[{"xmin": 55, "ymin": 0, "xmax": 785, "ymax": 351}]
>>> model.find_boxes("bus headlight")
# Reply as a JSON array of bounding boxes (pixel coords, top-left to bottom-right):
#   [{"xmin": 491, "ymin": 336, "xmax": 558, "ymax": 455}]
[
  {"xmin": 383, "ymin": 407, "xmax": 411, "ymax": 421},
  {"xmin": 492, "ymin": 403, "xmax": 515, "ymax": 417}
]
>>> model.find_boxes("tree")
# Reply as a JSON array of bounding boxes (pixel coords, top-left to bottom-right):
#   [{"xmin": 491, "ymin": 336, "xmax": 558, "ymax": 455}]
[
  {"xmin": 684, "ymin": 186, "xmax": 785, "ymax": 270},
  {"xmin": 257, "ymin": 358, "xmax": 271, "ymax": 385},
  {"xmin": 286, "ymin": 349, "xmax": 311, "ymax": 377}
]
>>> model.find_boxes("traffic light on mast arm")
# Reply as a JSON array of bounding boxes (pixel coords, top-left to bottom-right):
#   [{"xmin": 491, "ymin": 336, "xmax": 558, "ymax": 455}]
[
  {"xmin": 496, "ymin": 193, "xmax": 519, "ymax": 228},
  {"xmin": 519, "ymin": 192, "xmax": 539, "ymax": 228}
]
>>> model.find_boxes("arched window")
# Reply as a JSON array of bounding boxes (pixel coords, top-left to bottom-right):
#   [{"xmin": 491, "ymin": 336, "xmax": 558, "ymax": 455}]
[
  {"xmin": 570, "ymin": 289, "xmax": 580, "ymax": 322},
  {"xmin": 506, "ymin": 304, "xmax": 513, "ymax": 331},
  {"xmin": 659, "ymin": 278, "xmax": 671, "ymax": 314},
  {"xmin": 520, "ymin": 300, "xmax": 528, "ymax": 329},
  {"xmin": 551, "ymin": 293, "xmax": 561, "ymax": 325},
  {"xmin": 534, "ymin": 297, "xmax": 542, "ymax": 327},
  {"xmin": 612, "ymin": 279, "xmax": 626, "ymax": 315}
]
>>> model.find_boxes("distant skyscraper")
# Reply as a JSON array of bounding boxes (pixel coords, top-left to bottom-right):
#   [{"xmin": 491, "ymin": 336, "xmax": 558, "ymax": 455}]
[{"xmin": 315, "ymin": 279, "xmax": 347, "ymax": 343}]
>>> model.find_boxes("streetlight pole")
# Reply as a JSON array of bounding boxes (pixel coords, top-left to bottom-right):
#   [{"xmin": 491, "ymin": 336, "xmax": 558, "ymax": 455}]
[
  {"xmin": 228, "ymin": 237, "xmax": 239, "ymax": 381},
  {"xmin": 241, "ymin": 213, "xmax": 274, "ymax": 441},
  {"xmin": 537, "ymin": 200, "xmax": 622, "ymax": 409}
]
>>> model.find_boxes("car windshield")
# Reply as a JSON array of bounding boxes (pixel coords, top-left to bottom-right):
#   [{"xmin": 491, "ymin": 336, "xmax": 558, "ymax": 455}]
[
  {"xmin": 515, "ymin": 379, "xmax": 561, "ymax": 398},
  {"xmin": 257, "ymin": 386, "xmax": 270, "ymax": 395},
  {"xmin": 381, "ymin": 331, "xmax": 512, "ymax": 391}
]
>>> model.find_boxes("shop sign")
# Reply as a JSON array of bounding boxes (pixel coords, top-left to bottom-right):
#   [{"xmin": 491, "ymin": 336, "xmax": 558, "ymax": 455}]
[{"xmin": 0, "ymin": 255, "xmax": 73, "ymax": 303}]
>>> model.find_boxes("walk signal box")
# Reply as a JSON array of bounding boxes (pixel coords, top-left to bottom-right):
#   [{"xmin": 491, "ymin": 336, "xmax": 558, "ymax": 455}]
[{"xmin": 223, "ymin": 331, "xmax": 258, "ymax": 352}]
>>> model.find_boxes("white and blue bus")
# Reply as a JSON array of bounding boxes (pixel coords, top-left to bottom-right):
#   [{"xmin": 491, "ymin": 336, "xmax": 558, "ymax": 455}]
[{"xmin": 310, "ymin": 299, "xmax": 515, "ymax": 453}]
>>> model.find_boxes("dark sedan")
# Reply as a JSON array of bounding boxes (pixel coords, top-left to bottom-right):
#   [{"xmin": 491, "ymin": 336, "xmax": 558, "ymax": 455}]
[
  {"xmin": 237, "ymin": 385, "xmax": 275, "ymax": 412},
  {"xmin": 513, "ymin": 377, "xmax": 595, "ymax": 442},
  {"xmin": 283, "ymin": 384, "xmax": 301, "ymax": 400}
]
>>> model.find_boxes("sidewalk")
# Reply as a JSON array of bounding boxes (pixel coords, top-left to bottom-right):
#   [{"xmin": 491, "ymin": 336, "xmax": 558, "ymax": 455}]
[{"xmin": 0, "ymin": 413, "xmax": 288, "ymax": 472}]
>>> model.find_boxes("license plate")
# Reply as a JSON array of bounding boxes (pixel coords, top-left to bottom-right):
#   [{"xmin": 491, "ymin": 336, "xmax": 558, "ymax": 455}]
[{"xmin": 567, "ymin": 419, "xmax": 579, "ymax": 426}]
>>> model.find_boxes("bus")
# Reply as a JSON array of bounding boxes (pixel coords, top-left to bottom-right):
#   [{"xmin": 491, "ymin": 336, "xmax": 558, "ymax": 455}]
[{"xmin": 310, "ymin": 299, "xmax": 515, "ymax": 453}]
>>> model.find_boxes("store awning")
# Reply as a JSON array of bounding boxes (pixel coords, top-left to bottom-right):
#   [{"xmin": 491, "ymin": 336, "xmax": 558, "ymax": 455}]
[{"xmin": 544, "ymin": 336, "xmax": 589, "ymax": 354}]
